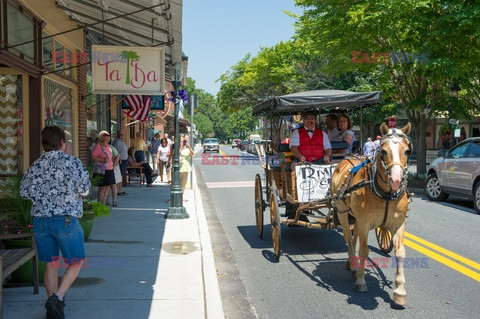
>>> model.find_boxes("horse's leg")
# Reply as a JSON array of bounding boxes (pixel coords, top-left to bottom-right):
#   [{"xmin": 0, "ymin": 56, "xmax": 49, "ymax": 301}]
[
  {"xmin": 354, "ymin": 223, "xmax": 369, "ymax": 292},
  {"xmin": 338, "ymin": 213, "xmax": 355, "ymax": 271},
  {"xmin": 392, "ymin": 222, "xmax": 407, "ymax": 305}
]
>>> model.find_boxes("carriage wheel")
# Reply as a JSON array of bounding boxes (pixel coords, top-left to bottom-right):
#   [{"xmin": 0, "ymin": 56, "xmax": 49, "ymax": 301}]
[
  {"xmin": 375, "ymin": 226, "xmax": 393, "ymax": 254},
  {"xmin": 270, "ymin": 186, "xmax": 281, "ymax": 259},
  {"xmin": 255, "ymin": 174, "xmax": 264, "ymax": 238}
]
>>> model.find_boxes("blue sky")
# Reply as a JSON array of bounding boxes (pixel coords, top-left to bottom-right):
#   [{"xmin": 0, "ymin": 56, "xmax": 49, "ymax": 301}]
[{"xmin": 183, "ymin": 0, "xmax": 302, "ymax": 96}]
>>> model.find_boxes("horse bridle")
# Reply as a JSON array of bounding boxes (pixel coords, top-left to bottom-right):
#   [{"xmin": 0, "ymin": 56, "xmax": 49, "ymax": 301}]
[{"xmin": 371, "ymin": 129, "xmax": 412, "ymax": 199}]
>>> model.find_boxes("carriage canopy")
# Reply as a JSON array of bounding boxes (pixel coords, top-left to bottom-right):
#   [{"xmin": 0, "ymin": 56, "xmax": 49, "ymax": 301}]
[{"xmin": 252, "ymin": 90, "xmax": 382, "ymax": 115}]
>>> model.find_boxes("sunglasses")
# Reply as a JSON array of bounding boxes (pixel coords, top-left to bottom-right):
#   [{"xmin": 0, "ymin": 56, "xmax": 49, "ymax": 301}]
[{"xmin": 103, "ymin": 134, "xmax": 110, "ymax": 137}]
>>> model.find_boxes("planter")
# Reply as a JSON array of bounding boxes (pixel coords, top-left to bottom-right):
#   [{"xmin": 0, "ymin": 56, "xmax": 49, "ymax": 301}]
[
  {"xmin": 3, "ymin": 238, "xmax": 46, "ymax": 283},
  {"xmin": 79, "ymin": 212, "xmax": 95, "ymax": 241},
  {"xmin": 87, "ymin": 186, "xmax": 99, "ymax": 200}
]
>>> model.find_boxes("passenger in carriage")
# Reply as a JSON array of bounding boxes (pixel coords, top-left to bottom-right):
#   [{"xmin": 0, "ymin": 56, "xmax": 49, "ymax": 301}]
[
  {"xmin": 332, "ymin": 113, "xmax": 356, "ymax": 156},
  {"xmin": 289, "ymin": 111, "xmax": 332, "ymax": 166},
  {"xmin": 324, "ymin": 113, "xmax": 341, "ymax": 142}
]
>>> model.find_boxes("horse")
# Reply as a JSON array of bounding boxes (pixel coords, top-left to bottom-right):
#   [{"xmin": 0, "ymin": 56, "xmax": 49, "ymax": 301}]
[{"xmin": 330, "ymin": 122, "xmax": 412, "ymax": 306}]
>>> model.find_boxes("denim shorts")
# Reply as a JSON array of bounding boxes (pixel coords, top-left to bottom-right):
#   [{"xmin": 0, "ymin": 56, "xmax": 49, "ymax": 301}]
[{"xmin": 33, "ymin": 215, "xmax": 86, "ymax": 264}]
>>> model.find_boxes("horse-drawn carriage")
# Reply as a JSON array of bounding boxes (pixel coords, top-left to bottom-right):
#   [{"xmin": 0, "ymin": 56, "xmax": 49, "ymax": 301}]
[{"xmin": 252, "ymin": 90, "xmax": 413, "ymax": 306}]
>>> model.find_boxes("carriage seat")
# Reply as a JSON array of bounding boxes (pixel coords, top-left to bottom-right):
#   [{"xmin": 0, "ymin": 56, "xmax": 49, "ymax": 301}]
[{"xmin": 331, "ymin": 140, "xmax": 350, "ymax": 161}]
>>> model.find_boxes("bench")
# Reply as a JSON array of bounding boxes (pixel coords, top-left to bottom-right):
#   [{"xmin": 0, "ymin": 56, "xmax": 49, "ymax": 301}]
[
  {"xmin": 126, "ymin": 166, "xmax": 144, "ymax": 187},
  {"xmin": 0, "ymin": 233, "xmax": 39, "ymax": 318}
]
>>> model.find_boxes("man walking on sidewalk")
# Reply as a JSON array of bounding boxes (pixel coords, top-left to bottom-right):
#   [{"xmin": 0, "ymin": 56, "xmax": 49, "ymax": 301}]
[
  {"xmin": 20, "ymin": 125, "xmax": 91, "ymax": 319},
  {"xmin": 112, "ymin": 129, "xmax": 128, "ymax": 195}
]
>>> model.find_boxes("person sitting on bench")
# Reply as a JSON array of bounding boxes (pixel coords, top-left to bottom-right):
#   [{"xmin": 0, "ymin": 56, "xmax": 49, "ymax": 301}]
[
  {"xmin": 127, "ymin": 146, "xmax": 155, "ymax": 187},
  {"xmin": 289, "ymin": 111, "xmax": 332, "ymax": 167}
]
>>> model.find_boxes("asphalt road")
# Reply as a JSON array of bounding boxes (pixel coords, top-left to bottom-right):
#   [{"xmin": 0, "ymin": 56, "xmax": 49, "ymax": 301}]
[{"xmin": 195, "ymin": 145, "xmax": 480, "ymax": 319}]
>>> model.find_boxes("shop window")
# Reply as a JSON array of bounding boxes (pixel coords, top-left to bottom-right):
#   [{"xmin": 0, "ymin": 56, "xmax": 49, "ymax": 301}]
[
  {"xmin": 44, "ymin": 79, "xmax": 73, "ymax": 155},
  {"xmin": 4, "ymin": 1, "xmax": 37, "ymax": 65},
  {"xmin": 43, "ymin": 32, "xmax": 53, "ymax": 69},
  {"xmin": 0, "ymin": 73, "xmax": 23, "ymax": 175},
  {"xmin": 42, "ymin": 36, "xmax": 75, "ymax": 80}
]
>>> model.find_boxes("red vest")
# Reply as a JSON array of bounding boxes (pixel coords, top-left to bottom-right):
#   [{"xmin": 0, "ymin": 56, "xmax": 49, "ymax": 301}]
[{"xmin": 298, "ymin": 127, "xmax": 324, "ymax": 162}]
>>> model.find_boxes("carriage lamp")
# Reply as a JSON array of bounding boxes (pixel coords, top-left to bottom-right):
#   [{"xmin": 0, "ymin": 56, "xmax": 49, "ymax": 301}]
[
  {"xmin": 166, "ymin": 61, "xmax": 189, "ymax": 219},
  {"xmin": 448, "ymin": 83, "xmax": 460, "ymax": 149}
]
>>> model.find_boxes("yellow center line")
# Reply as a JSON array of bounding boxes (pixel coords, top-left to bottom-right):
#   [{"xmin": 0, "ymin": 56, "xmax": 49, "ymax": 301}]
[
  {"xmin": 404, "ymin": 238, "xmax": 480, "ymax": 282},
  {"xmin": 405, "ymin": 232, "xmax": 480, "ymax": 271}
]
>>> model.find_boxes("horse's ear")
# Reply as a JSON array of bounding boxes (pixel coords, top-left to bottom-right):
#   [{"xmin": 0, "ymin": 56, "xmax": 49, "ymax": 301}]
[
  {"xmin": 401, "ymin": 122, "xmax": 411, "ymax": 135},
  {"xmin": 380, "ymin": 123, "xmax": 389, "ymax": 136}
]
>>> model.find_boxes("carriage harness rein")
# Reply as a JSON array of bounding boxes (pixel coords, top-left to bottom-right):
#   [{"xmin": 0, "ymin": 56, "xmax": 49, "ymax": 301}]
[{"xmin": 331, "ymin": 129, "xmax": 413, "ymax": 227}]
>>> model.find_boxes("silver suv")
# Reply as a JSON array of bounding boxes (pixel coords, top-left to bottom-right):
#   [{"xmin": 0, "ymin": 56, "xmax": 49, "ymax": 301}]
[
  {"xmin": 425, "ymin": 137, "xmax": 480, "ymax": 214},
  {"xmin": 203, "ymin": 138, "xmax": 219, "ymax": 153}
]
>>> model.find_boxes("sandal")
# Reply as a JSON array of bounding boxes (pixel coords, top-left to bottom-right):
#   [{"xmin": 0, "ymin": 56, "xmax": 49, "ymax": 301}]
[{"xmin": 112, "ymin": 203, "xmax": 118, "ymax": 207}]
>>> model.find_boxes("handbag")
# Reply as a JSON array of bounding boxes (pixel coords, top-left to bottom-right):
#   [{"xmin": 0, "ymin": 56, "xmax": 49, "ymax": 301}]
[
  {"xmin": 93, "ymin": 145, "xmax": 109, "ymax": 174},
  {"xmin": 94, "ymin": 161, "xmax": 106, "ymax": 174}
]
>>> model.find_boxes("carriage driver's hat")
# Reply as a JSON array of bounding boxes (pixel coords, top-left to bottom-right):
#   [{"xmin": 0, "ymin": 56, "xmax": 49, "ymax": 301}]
[{"xmin": 301, "ymin": 110, "xmax": 318, "ymax": 119}]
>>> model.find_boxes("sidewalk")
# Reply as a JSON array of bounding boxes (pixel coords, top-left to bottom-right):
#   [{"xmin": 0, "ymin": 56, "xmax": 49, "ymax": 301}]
[{"xmin": 2, "ymin": 164, "xmax": 224, "ymax": 318}]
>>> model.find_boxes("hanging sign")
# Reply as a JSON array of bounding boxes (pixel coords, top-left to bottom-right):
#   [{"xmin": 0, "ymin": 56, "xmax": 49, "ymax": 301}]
[{"xmin": 91, "ymin": 45, "xmax": 165, "ymax": 95}]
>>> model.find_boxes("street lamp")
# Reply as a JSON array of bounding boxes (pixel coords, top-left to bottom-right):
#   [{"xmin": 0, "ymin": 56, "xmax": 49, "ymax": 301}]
[
  {"xmin": 166, "ymin": 61, "xmax": 189, "ymax": 219},
  {"xmin": 448, "ymin": 83, "xmax": 460, "ymax": 149}
]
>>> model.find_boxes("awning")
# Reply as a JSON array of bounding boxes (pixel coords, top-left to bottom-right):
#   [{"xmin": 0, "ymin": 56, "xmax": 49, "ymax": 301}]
[
  {"xmin": 165, "ymin": 114, "xmax": 190, "ymax": 126},
  {"xmin": 252, "ymin": 90, "xmax": 382, "ymax": 115},
  {"xmin": 56, "ymin": 0, "xmax": 183, "ymax": 68}
]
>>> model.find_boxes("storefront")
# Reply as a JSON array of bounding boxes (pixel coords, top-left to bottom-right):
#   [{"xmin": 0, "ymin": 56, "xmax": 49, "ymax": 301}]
[{"xmin": 0, "ymin": 0, "xmax": 84, "ymax": 174}]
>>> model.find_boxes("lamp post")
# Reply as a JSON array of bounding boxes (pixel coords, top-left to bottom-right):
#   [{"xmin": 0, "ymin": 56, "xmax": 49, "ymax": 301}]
[
  {"xmin": 166, "ymin": 62, "xmax": 189, "ymax": 219},
  {"xmin": 449, "ymin": 83, "xmax": 460, "ymax": 149}
]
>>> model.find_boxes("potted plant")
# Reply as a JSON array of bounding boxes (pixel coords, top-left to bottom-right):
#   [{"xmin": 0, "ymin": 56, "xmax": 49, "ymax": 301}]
[
  {"xmin": 0, "ymin": 175, "xmax": 46, "ymax": 283},
  {"xmin": 80, "ymin": 199, "xmax": 110, "ymax": 240}
]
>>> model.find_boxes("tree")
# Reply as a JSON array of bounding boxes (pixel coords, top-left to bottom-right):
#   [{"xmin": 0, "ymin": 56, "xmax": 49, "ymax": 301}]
[
  {"xmin": 293, "ymin": 0, "xmax": 480, "ymax": 174},
  {"xmin": 193, "ymin": 113, "xmax": 214, "ymax": 138}
]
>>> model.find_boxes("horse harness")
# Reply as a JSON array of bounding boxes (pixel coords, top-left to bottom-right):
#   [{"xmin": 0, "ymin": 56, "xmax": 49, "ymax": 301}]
[{"xmin": 332, "ymin": 130, "xmax": 412, "ymax": 227}]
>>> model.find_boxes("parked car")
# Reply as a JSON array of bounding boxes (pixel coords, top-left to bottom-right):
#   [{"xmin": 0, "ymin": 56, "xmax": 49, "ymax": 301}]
[
  {"xmin": 425, "ymin": 137, "xmax": 480, "ymax": 214},
  {"xmin": 240, "ymin": 140, "xmax": 249, "ymax": 151},
  {"xmin": 203, "ymin": 138, "xmax": 219, "ymax": 153}
]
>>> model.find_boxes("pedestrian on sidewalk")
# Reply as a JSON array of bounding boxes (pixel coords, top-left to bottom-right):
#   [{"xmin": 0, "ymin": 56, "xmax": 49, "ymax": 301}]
[
  {"xmin": 20, "ymin": 125, "xmax": 90, "ymax": 319},
  {"xmin": 91, "ymin": 131, "xmax": 116, "ymax": 204},
  {"xmin": 363, "ymin": 137, "xmax": 375, "ymax": 157},
  {"xmin": 180, "ymin": 136, "xmax": 194, "ymax": 192},
  {"xmin": 108, "ymin": 145, "xmax": 121, "ymax": 206},
  {"xmin": 157, "ymin": 137, "xmax": 171, "ymax": 183},
  {"xmin": 149, "ymin": 132, "xmax": 162, "ymax": 173},
  {"xmin": 112, "ymin": 129, "xmax": 128, "ymax": 196}
]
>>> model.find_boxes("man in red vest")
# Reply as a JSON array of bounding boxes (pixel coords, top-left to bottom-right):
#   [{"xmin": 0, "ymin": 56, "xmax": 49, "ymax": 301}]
[{"xmin": 289, "ymin": 111, "xmax": 332, "ymax": 165}]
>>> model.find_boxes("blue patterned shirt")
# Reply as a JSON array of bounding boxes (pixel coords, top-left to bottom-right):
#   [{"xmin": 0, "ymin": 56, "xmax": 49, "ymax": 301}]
[{"xmin": 20, "ymin": 151, "xmax": 91, "ymax": 218}]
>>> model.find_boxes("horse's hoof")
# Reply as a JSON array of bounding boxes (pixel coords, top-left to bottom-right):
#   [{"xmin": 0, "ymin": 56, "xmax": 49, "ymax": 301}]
[
  {"xmin": 346, "ymin": 260, "xmax": 351, "ymax": 270},
  {"xmin": 355, "ymin": 283, "xmax": 368, "ymax": 292},
  {"xmin": 393, "ymin": 292, "xmax": 407, "ymax": 306}
]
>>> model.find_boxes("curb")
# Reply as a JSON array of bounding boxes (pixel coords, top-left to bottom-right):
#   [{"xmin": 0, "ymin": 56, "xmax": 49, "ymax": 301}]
[{"xmin": 192, "ymin": 165, "xmax": 225, "ymax": 318}]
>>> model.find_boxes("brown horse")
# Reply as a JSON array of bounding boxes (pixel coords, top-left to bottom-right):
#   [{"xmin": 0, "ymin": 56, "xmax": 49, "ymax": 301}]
[{"xmin": 330, "ymin": 122, "xmax": 412, "ymax": 306}]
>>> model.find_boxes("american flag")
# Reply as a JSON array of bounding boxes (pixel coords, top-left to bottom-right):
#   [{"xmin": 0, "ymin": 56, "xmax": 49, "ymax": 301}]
[{"xmin": 125, "ymin": 95, "xmax": 152, "ymax": 122}]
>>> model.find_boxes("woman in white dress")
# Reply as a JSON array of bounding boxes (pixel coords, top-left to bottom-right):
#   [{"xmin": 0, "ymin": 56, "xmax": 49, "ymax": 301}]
[{"xmin": 156, "ymin": 138, "xmax": 171, "ymax": 183}]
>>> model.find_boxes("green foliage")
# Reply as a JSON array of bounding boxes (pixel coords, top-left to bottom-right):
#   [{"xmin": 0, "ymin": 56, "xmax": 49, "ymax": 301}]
[
  {"xmin": 83, "ymin": 200, "xmax": 110, "ymax": 218},
  {"xmin": 87, "ymin": 166, "xmax": 104, "ymax": 186},
  {"xmin": 0, "ymin": 175, "xmax": 33, "ymax": 234}
]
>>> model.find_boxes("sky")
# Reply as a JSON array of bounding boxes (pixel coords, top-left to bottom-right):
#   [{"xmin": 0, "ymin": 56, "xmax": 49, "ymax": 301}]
[{"xmin": 182, "ymin": 0, "xmax": 302, "ymax": 96}]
